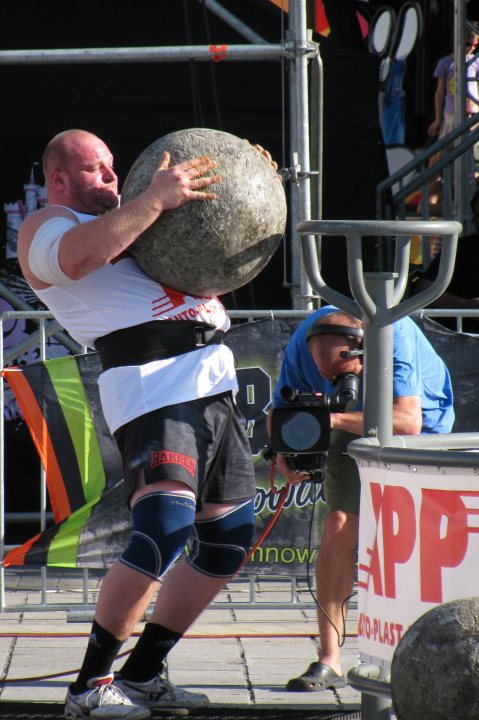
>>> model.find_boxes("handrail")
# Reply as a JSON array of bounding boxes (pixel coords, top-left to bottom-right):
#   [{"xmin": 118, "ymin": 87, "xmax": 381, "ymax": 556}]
[
  {"xmin": 380, "ymin": 124, "xmax": 479, "ymax": 206},
  {"xmin": 349, "ymin": 433, "xmax": 479, "ymax": 467},
  {"xmin": 378, "ymin": 112, "xmax": 479, "ymax": 200},
  {"xmin": 0, "ymin": 280, "xmax": 82, "ymax": 357},
  {"xmin": 1, "ymin": 313, "xmax": 78, "ymax": 366},
  {"xmin": 377, "ymin": 112, "xmax": 479, "ymax": 235}
]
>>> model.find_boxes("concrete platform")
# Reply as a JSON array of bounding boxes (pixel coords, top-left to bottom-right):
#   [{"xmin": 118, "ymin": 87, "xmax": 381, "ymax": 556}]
[{"xmin": 0, "ymin": 568, "xmax": 389, "ymax": 717}]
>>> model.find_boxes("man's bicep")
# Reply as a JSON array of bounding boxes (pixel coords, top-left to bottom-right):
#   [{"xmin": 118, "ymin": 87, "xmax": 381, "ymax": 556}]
[
  {"xmin": 28, "ymin": 217, "xmax": 77, "ymax": 286},
  {"xmin": 392, "ymin": 395, "xmax": 422, "ymax": 435}
]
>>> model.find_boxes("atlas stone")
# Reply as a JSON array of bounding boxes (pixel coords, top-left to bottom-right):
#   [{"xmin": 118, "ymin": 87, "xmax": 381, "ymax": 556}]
[
  {"xmin": 121, "ymin": 128, "xmax": 287, "ymax": 296},
  {"xmin": 391, "ymin": 597, "xmax": 479, "ymax": 720}
]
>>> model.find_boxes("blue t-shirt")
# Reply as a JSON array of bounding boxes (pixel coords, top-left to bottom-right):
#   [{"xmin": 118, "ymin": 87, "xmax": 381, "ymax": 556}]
[{"xmin": 273, "ymin": 306, "xmax": 454, "ymax": 434}]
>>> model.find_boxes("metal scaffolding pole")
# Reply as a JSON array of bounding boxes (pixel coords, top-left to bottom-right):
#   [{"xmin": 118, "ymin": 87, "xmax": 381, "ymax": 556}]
[
  {"xmin": 0, "ymin": 44, "xmax": 285, "ymax": 64},
  {"xmin": 194, "ymin": 0, "xmax": 268, "ymax": 44},
  {"xmin": 287, "ymin": 1, "xmax": 317, "ymax": 310}
]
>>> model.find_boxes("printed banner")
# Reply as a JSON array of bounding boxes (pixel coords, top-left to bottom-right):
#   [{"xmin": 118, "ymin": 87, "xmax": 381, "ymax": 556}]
[
  {"xmin": 2, "ymin": 319, "xmax": 324, "ymax": 574},
  {"xmin": 4, "ymin": 314, "xmax": 478, "ymax": 581},
  {"xmin": 357, "ymin": 460, "xmax": 479, "ymax": 664}
]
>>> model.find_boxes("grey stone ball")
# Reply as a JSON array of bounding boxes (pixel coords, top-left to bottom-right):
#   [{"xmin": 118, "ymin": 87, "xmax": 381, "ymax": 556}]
[
  {"xmin": 121, "ymin": 128, "xmax": 287, "ymax": 296},
  {"xmin": 391, "ymin": 598, "xmax": 479, "ymax": 720}
]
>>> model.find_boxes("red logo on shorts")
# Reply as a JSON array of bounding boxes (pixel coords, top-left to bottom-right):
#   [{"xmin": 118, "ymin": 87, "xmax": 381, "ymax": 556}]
[{"xmin": 150, "ymin": 450, "xmax": 197, "ymax": 478}]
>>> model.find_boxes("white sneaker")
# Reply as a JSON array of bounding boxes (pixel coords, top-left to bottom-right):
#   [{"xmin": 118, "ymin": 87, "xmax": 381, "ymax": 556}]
[
  {"xmin": 65, "ymin": 675, "xmax": 151, "ymax": 719},
  {"xmin": 114, "ymin": 673, "xmax": 210, "ymax": 709}
]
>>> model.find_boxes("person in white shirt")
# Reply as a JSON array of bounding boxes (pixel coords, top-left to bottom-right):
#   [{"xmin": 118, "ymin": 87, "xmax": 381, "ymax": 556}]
[{"xmin": 18, "ymin": 129, "xmax": 258, "ymax": 720}]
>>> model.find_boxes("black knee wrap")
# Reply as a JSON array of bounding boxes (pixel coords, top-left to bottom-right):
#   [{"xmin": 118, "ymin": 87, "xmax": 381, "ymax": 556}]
[
  {"xmin": 120, "ymin": 491, "xmax": 196, "ymax": 581},
  {"xmin": 187, "ymin": 499, "xmax": 255, "ymax": 577}
]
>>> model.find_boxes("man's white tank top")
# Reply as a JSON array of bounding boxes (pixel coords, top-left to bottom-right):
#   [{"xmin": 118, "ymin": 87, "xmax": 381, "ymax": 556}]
[{"xmin": 33, "ymin": 209, "xmax": 237, "ymax": 433}]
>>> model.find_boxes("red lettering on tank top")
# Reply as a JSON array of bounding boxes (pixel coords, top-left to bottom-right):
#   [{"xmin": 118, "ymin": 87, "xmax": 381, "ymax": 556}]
[
  {"xmin": 151, "ymin": 287, "xmax": 218, "ymax": 317},
  {"xmin": 151, "ymin": 287, "xmax": 225, "ymax": 325},
  {"xmin": 150, "ymin": 450, "xmax": 197, "ymax": 478},
  {"xmin": 151, "ymin": 288, "xmax": 186, "ymax": 315}
]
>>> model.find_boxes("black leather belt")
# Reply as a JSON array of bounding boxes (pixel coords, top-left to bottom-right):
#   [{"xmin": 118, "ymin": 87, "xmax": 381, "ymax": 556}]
[{"xmin": 95, "ymin": 320, "xmax": 225, "ymax": 371}]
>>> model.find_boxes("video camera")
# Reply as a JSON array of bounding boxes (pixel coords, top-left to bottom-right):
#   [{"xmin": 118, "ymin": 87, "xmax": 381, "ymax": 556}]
[{"xmin": 267, "ymin": 372, "xmax": 360, "ymax": 482}]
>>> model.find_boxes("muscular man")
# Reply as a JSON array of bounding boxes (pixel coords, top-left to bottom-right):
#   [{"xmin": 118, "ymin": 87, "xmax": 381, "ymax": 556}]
[
  {"xmin": 270, "ymin": 306, "xmax": 454, "ymax": 692},
  {"xmin": 18, "ymin": 129, "xmax": 257, "ymax": 720}
]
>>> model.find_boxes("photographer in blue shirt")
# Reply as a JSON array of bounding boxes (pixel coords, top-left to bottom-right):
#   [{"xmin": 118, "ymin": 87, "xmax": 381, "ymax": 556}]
[{"xmin": 270, "ymin": 306, "xmax": 454, "ymax": 692}]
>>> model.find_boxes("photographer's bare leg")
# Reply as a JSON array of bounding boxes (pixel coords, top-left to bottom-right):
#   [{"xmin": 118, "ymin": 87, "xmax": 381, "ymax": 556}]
[{"xmin": 315, "ymin": 510, "xmax": 359, "ymax": 674}]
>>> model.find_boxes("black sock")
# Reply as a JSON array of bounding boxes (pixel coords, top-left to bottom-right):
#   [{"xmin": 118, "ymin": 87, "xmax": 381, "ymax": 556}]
[
  {"xmin": 71, "ymin": 619, "xmax": 124, "ymax": 694},
  {"xmin": 119, "ymin": 622, "xmax": 183, "ymax": 682}
]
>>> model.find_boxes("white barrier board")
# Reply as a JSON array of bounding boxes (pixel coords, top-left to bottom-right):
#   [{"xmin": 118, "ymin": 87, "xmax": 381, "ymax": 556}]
[{"xmin": 357, "ymin": 459, "xmax": 479, "ymax": 663}]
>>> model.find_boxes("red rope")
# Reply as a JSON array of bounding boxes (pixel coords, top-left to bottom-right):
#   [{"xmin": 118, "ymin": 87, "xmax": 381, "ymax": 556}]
[
  {"xmin": 0, "ymin": 631, "xmax": 356, "ymax": 640},
  {"xmin": 0, "ymin": 630, "xmax": 358, "ymax": 684},
  {"xmin": 235, "ymin": 459, "xmax": 288, "ymax": 573}
]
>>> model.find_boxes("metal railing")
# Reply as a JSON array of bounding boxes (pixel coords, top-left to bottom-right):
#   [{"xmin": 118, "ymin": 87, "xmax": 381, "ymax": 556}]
[
  {"xmin": 0, "ymin": 310, "xmax": 83, "ymax": 613},
  {"xmin": 0, "ymin": 308, "xmax": 318, "ymax": 616},
  {"xmin": 1, "ymin": 306, "xmax": 478, "ymax": 619},
  {"xmin": 377, "ymin": 113, "xmax": 479, "ymax": 268}
]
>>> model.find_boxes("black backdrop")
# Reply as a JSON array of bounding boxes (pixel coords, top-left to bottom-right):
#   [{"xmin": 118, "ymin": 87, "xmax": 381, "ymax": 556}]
[
  {"xmin": 1, "ymin": 0, "xmax": 290, "ymax": 309},
  {"xmin": 1, "ymin": 0, "xmax": 478, "ymax": 307}
]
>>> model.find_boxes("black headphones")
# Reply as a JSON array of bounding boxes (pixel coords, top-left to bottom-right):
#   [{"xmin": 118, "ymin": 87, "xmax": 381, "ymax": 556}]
[{"xmin": 306, "ymin": 323, "xmax": 364, "ymax": 359}]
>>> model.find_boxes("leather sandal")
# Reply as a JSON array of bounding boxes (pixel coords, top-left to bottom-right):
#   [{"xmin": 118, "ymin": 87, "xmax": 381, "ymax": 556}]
[{"xmin": 286, "ymin": 661, "xmax": 347, "ymax": 692}]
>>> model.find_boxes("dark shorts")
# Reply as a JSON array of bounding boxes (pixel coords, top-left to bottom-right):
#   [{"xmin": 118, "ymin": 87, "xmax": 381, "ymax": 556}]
[
  {"xmin": 322, "ymin": 429, "xmax": 361, "ymax": 515},
  {"xmin": 114, "ymin": 391, "xmax": 256, "ymax": 509}
]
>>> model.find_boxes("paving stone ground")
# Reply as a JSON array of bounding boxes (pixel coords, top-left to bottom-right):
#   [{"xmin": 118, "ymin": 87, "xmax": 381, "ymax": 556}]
[{"xmin": 0, "ymin": 568, "xmax": 395, "ymax": 718}]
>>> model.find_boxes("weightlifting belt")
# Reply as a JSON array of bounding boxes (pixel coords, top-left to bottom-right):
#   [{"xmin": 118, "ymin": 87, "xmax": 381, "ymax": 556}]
[{"xmin": 95, "ymin": 320, "xmax": 225, "ymax": 371}]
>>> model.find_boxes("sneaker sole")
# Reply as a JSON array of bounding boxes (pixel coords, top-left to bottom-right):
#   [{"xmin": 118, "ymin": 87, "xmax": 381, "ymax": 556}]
[
  {"xmin": 65, "ymin": 704, "xmax": 151, "ymax": 720},
  {"xmin": 136, "ymin": 697, "xmax": 209, "ymax": 709}
]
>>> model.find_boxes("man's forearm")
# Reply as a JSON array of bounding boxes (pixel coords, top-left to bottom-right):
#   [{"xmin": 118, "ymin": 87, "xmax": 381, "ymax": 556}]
[
  {"xmin": 330, "ymin": 411, "xmax": 363, "ymax": 435},
  {"xmin": 331, "ymin": 401, "xmax": 422, "ymax": 437}
]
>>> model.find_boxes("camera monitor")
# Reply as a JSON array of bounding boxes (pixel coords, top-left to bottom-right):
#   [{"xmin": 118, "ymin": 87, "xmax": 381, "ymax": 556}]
[{"xmin": 270, "ymin": 405, "xmax": 331, "ymax": 454}]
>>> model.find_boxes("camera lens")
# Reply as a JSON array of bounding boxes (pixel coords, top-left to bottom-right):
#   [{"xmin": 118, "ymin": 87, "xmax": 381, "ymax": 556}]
[{"xmin": 280, "ymin": 411, "xmax": 323, "ymax": 451}]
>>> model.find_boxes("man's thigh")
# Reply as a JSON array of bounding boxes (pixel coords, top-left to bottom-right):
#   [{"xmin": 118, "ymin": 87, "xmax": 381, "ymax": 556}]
[{"xmin": 322, "ymin": 429, "xmax": 361, "ymax": 515}]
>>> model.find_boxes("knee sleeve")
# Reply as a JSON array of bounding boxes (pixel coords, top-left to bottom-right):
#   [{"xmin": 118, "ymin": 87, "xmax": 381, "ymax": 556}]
[
  {"xmin": 120, "ymin": 492, "xmax": 196, "ymax": 581},
  {"xmin": 187, "ymin": 499, "xmax": 255, "ymax": 578}
]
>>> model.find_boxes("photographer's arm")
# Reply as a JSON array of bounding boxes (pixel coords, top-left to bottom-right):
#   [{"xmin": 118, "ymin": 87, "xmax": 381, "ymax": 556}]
[
  {"xmin": 391, "ymin": 395, "xmax": 422, "ymax": 434},
  {"xmin": 330, "ymin": 410, "xmax": 363, "ymax": 435},
  {"xmin": 330, "ymin": 395, "xmax": 422, "ymax": 436}
]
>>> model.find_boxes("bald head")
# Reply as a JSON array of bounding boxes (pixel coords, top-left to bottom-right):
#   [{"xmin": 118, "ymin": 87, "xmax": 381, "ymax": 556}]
[
  {"xmin": 43, "ymin": 129, "xmax": 96, "ymax": 178},
  {"xmin": 42, "ymin": 129, "xmax": 119, "ymax": 214},
  {"xmin": 308, "ymin": 311, "xmax": 363, "ymax": 381}
]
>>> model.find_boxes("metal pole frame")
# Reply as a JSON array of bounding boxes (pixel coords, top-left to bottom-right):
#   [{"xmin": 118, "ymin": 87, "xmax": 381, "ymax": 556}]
[{"xmin": 297, "ymin": 218, "xmax": 461, "ymax": 719}]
